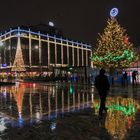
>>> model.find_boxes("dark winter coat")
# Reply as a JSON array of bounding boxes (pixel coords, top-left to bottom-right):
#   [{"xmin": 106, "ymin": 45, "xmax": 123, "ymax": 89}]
[{"xmin": 94, "ymin": 74, "xmax": 110, "ymax": 92}]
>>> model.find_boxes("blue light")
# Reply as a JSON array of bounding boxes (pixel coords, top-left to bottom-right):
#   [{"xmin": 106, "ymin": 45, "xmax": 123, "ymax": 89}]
[
  {"xmin": 2, "ymin": 90, "xmax": 7, "ymax": 98},
  {"xmin": 16, "ymin": 32, "xmax": 20, "ymax": 37},
  {"xmin": 50, "ymin": 122, "xmax": 56, "ymax": 130},
  {"xmin": 1, "ymin": 64, "xmax": 7, "ymax": 67},
  {"xmin": 18, "ymin": 114, "xmax": 23, "ymax": 127},
  {"xmin": 110, "ymin": 8, "xmax": 119, "ymax": 17}
]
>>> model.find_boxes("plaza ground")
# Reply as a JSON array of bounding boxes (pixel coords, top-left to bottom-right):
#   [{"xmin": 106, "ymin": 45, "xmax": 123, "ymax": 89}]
[{"xmin": 0, "ymin": 83, "xmax": 140, "ymax": 140}]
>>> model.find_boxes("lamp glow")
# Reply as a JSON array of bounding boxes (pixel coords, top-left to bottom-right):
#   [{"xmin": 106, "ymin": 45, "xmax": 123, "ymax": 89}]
[{"xmin": 49, "ymin": 21, "xmax": 54, "ymax": 27}]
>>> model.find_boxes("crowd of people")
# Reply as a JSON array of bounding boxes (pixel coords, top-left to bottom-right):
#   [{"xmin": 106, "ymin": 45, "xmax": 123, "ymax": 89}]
[{"xmin": 122, "ymin": 70, "xmax": 138, "ymax": 86}]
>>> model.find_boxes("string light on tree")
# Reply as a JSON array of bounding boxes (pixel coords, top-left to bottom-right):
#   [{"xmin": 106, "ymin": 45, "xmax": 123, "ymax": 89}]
[
  {"xmin": 91, "ymin": 17, "xmax": 138, "ymax": 70},
  {"xmin": 124, "ymin": 36, "xmax": 129, "ymax": 45}
]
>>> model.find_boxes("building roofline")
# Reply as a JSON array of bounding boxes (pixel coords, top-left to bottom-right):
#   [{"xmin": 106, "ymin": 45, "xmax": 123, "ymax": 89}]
[{"xmin": 0, "ymin": 27, "xmax": 92, "ymax": 48}]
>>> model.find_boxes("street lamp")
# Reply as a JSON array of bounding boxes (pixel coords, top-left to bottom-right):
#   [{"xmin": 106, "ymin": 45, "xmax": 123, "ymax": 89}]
[{"xmin": 49, "ymin": 21, "xmax": 54, "ymax": 27}]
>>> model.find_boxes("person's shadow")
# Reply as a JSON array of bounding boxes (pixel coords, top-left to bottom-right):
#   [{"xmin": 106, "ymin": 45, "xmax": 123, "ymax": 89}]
[
  {"xmin": 91, "ymin": 108, "xmax": 112, "ymax": 140},
  {"xmin": 98, "ymin": 112, "xmax": 107, "ymax": 126}
]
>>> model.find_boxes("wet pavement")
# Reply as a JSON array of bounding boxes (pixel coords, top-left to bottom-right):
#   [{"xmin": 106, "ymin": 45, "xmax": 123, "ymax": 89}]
[{"xmin": 0, "ymin": 82, "xmax": 140, "ymax": 140}]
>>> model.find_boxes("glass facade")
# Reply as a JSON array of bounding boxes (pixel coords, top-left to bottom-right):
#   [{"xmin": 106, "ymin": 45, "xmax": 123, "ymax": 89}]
[
  {"xmin": 0, "ymin": 28, "xmax": 92, "ymax": 71},
  {"xmin": 11, "ymin": 37, "xmax": 17, "ymax": 65},
  {"xmin": 83, "ymin": 50, "xmax": 87, "ymax": 66},
  {"xmin": 63, "ymin": 46, "xmax": 67, "ymax": 64},
  {"xmin": 57, "ymin": 44, "xmax": 61, "ymax": 64},
  {"xmin": 31, "ymin": 39, "xmax": 39, "ymax": 66},
  {"xmin": 79, "ymin": 49, "xmax": 82, "ymax": 66},
  {"xmin": 21, "ymin": 37, "xmax": 29, "ymax": 66},
  {"xmin": 69, "ymin": 47, "xmax": 73, "ymax": 66},
  {"xmin": 50, "ymin": 43, "xmax": 55, "ymax": 64},
  {"xmin": 74, "ymin": 48, "xmax": 77, "ymax": 66},
  {"xmin": 41, "ymin": 41, "xmax": 48, "ymax": 66}
]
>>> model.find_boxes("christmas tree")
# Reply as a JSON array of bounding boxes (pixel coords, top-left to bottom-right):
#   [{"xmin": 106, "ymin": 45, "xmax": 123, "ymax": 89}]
[
  {"xmin": 91, "ymin": 18, "xmax": 138, "ymax": 70},
  {"xmin": 12, "ymin": 37, "xmax": 26, "ymax": 72}
]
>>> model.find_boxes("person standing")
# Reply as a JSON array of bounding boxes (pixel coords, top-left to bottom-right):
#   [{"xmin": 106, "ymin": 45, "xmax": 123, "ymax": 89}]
[
  {"xmin": 132, "ymin": 71, "xmax": 137, "ymax": 86},
  {"xmin": 94, "ymin": 68, "xmax": 110, "ymax": 116},
  {"xmin": 123, "ymin": 71, "xmax": 128, "ymax": 86}
]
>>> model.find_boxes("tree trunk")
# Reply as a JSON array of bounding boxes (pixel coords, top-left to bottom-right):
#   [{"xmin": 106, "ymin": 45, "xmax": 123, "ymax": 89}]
[{"xmin": 109, "ymin": 68, "xmax": 115, "ymax": 86}]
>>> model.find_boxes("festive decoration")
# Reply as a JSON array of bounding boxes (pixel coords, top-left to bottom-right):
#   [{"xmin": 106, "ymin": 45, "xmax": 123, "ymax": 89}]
[
  {"xmin": 12, "ymin": 37, "xmax": 26, "ymax": 71},
  {"xmin": 124, "ymin": 36, "xmax": 129, "ymax": 44},
  {"xmin": 95, "ymin": 103, "xmax": 135, "ymax": 116},
  {"xmin": 110, "ymin": 8, "xmax": 119, "ymax": 17},
  {"xmin": 91, "ymin": 18, "xmax": 138, "ymax": 70}
]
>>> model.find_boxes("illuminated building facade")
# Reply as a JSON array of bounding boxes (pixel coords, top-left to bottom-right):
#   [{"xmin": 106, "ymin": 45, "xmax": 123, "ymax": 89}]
[{"xmin": 0, "ymin": 25, "xmax": 92, "ymax": 73}]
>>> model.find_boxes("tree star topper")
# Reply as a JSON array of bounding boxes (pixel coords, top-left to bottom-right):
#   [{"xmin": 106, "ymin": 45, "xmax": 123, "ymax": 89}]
[{"xmin": 110, "ymin": 8, "xmax": 119, "ymax": 17}]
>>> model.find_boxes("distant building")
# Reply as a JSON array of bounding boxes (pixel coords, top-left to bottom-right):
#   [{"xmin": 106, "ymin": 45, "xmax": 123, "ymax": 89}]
[{"xmin": 0, "ymin": 24, "xmax": 92, "ymax": 75}]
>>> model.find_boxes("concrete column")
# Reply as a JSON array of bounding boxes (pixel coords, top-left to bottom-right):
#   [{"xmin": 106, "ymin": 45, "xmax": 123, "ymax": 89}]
[
  {"xmin": 47, "ymin": 35, "xmax": 50, "ymax": 68},
  {"xmin": 38, "ymin": 32, "xmax": 41, "ymax": 66},
  {"xmin": 9, "ymin": 28, "xmax": 12, "ymax": 67},
  {"xmin": 54, "ymin": 36, "xmax": 57, "ymax": 67},
  {"xmin": 28, "ymin": 29, "xmax": 32, "ymax": 77},
  {"xmin": 61, "ymin": 38, "xmax": 63, "ymax": 66},
  {"xmin": 4, "ymin": 31, "xmax": 6, "ymax": 64},
  {"xmin": 86, "ymin": 49, "xmax": 88, "ymax": 66},
  {"xmin": 72, "ymin": 41, "xmax": 74, "ymax": 66},
  {"xmin": 82, "ymin": 46, "xmax": 84, "ymax": 66},
  {"xmin": 77, "ymin": 43, "xmax": 79, "ymax": 66},
  {"xmin": 67, "ymin": 39, "xmax": 69, "ymax": 66}
]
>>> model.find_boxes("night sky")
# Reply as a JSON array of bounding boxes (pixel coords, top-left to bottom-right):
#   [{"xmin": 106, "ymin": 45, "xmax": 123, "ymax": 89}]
[{"xmin": 0, "ymin": 0, "xmax": 140, "ymax": 47}]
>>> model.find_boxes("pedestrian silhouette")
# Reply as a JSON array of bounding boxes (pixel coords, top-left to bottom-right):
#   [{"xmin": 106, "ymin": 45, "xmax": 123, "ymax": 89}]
[
  {"xmin": 132, "ymin": 71, "xmax": 137, "ymax": 86},
  {"xmin": 122, "ymin": 71, "xmax": 128, "ymax": 86},
  {"xmin": 94, "ymin": 68, "xmax": 110, "ymax": 117}
]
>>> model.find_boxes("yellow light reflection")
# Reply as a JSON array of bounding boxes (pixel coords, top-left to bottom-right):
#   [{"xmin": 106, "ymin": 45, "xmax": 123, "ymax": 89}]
[{"xmin": 93, "ymin": 96, "xmax": 140, "ymax": 140}]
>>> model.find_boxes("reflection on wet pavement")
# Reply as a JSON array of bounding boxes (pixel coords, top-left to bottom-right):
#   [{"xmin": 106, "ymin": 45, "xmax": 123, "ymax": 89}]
[
  {"xmin": 0, "ymin": 82, "xmax": 140, "ymax": 140},
  {"xmin": 0, "ymin": 82, "xmax": 93, "ymax": 127},
  {"xmin": 93, "ymin": 86, "xmax": 140, "ymax": 140},
  {"xmin": 94, "ymin": 96, "xmax": 137, "ymax": 139}
]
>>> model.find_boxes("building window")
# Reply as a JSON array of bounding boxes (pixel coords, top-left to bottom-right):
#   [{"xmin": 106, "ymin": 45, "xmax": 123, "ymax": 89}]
[
  {"xmin": 69, "ymin": 47, "xmax": 72, "ymax": 66},
  {"xmin": 11, "ymin": 37, "xmax": 17, "ymax": 65},
  {"xmin": 63, "ymin": 46, "xmax": 67, "ymax": 64},
  {"xmin": 56, "ymin": 44, "xmax": 61, "ymax": 64},
  {"xmin": 74, "ymin": 48, "xmax": 77, "ymax": 66},
  {"xmin": 21, "ymin": 37, "xmax": 29, "ymax": 65},
  {"xmin": 83, "ymin": 50, "xmax": 86, "ymax": 66},
  {"xmin": 88, "ymin": 51, "xmax": 91, "ymax": 66},
  {"xmin": 79, "ymin": 49, "xmax": 82, "ymax": 66},
  {"xmin": 31, "ymin": 39, "xmax": 39, "ymax": 66},
  {"xmin": 41, "ymin": 41, "xmax": 48, "ymax": 66},
  {"xmin": 50, "ymin": 43, "xmax": 55, "ymax": 64}
]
